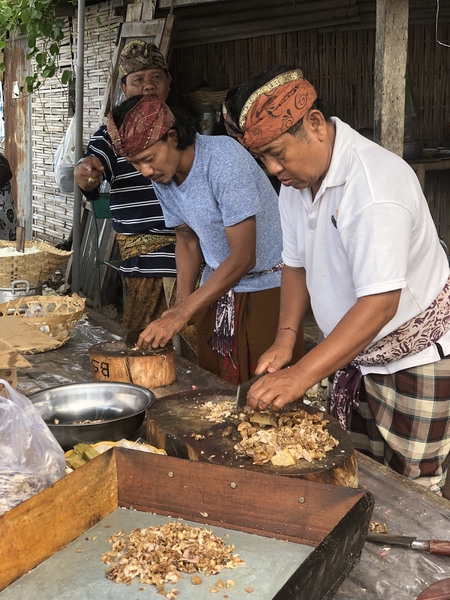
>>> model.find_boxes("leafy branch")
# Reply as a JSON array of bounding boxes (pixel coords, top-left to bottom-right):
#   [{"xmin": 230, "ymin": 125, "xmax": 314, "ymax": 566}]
[{"xmin": 0, "ymin": 0, "xmax": 76, "ymax": 93}]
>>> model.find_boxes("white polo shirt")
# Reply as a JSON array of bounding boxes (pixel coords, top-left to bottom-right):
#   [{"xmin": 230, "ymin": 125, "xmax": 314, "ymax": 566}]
[{"xmin": 280, "ymin": 117, "xmax": 450, "ymax": 374}]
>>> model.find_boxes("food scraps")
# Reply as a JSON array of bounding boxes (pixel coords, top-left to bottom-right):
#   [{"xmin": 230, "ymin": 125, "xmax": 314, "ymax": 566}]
[
  {"xmin": 369, "ymin": 521, "xmax": 388, "ymax": 534},
  {"xmin": 198, "ymin": 397, "xmax": 338, "ymax": 467},
  {"xmin": 234, "ymin": 409, "xmax": 339, "ymax": 466},
  {"xmin": 101, "ymin": 521, "xmax": 245, "ymax": 597},
  {"xmin": 199, "ymin": 399, "xmax": 236, "ymax": 423}
]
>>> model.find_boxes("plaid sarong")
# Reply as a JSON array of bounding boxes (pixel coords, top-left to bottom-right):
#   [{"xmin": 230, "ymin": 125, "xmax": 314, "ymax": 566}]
[{"xmin": 345, "ymin": 359, "xmax": 450, "ymax": 494}]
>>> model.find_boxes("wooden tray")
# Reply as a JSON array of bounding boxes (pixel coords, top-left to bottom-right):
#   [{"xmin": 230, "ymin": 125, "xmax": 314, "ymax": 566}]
[
  {"xmin": 0, "ymin": 448, "xmax": 374, "ymax": 600},
  {"xmin": 146, "ymin": 389, "xmax": 358, "ymax": 487}
]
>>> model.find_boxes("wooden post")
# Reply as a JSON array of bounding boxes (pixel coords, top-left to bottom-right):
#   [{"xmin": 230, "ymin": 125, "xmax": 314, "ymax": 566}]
[{"xmin": 373, "ymin": 0, "xmax": 409, "ymax": 156}]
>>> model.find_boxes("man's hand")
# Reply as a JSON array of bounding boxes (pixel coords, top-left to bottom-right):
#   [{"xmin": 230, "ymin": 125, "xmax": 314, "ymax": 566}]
[
  {"xmin": 137, "ymin": 307, "xmax": 188, "ymax": 350},
  {"xmin": 247, "ymin": 365, "xmax": 305, "ymax": 411},
  {"xmin": 74, "ymin": 155, "xmax": 105, "ymax": 191}
]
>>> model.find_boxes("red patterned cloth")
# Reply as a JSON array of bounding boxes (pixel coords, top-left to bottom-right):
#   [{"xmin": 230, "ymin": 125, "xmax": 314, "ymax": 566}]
[
  {"xmin": 239, "ymin": 69, "xmax": 317, "ymax": 150},
  {"xmin": 107, "ymin": 94, "xmax": 175, "ymax": 158}
]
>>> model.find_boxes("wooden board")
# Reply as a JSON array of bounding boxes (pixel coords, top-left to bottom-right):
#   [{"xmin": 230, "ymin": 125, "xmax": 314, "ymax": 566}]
[
  {"xmin": 145, "ymin": 389, "xmax": 358, "ymax": 487},
  {"xmin": 0, "ymin": 447, "xmax": 374, "ymax": 600}
]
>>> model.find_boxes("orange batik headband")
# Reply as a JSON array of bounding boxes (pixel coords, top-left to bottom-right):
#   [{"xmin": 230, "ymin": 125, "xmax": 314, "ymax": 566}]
[{"xmin": 239, "ymin": 69, "xmax": 317, "ymax": 150}]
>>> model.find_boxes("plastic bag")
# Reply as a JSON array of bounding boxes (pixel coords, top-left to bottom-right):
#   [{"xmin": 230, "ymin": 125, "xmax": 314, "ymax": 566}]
[
  {"xmin": 54, "ymin": 116, "xmax": 76, "ymax": 193},
  {"xmin": 0, "ymin": 380, "xmax": 66, "ymax": 516}
]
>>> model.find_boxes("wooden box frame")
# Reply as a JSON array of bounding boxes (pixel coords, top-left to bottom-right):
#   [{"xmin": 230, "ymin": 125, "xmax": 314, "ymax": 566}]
[{"xmin": 0, "ymin": 448, "xmax": 374, "ymax": 599}]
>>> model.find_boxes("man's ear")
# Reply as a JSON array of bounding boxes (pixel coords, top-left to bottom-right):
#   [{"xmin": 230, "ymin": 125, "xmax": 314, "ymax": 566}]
[
  {"xmin": 306, "ymin": 109, "xmax": 327, "ymax": 140},
  {"xmin": 120, "ymin": 79, "xmax": 128, "ymax": 97}
]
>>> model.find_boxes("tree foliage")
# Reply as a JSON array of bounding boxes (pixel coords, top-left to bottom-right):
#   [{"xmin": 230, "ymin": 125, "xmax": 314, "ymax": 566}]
[{"xmin": 0, "ymin": 0, "xmax": 76, "ymax": 93}]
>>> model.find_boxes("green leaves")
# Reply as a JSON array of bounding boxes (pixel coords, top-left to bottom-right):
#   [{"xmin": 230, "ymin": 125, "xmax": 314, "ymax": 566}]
[
  {"xmin": 0, "ymin": 0, "xmax": 73, "ymax": 93},
  {"xmin": 61, "ymin": 70, "xmax": 72, "ymax": 85}
]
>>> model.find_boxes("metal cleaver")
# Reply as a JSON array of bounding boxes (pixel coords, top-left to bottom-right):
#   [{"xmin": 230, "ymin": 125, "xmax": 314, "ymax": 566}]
[{"xmin": 236, "ymin": 371, "xmax": 268, "ymax": 410}]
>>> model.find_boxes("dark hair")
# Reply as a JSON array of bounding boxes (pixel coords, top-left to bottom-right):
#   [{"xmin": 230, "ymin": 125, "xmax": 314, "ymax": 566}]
[
  {"xmin": 111, "ymin": 95, "xmax": 142, "ymax": 129},
  {"xmin": 224, "ymin": 65, "xmax": 329, "ymax": 138},
  {"xmin": 111, "ymin": 96, "xmax": 197, "ymax": 150},
  {"xmin": 163, "ymin": 105, "xmax": 197, "ymax": 150}
]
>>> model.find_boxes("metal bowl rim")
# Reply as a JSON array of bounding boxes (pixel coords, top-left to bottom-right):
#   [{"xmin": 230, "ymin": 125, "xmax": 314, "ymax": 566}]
[{"xmin": 28, "ymin": 381, "xmax": 155, "ymax": 428}]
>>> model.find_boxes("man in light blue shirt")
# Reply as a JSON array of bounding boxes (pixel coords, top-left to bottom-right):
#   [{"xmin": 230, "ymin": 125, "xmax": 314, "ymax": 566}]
[{"xmin": 107, "ymin": 94, "xmax": 303, "ymax": 384}]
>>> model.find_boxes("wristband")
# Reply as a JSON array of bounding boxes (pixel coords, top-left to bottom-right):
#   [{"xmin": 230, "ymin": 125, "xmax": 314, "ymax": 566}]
[{"xmin": 276, "ymin": 326, "xmax": 298, "ymax": 336}]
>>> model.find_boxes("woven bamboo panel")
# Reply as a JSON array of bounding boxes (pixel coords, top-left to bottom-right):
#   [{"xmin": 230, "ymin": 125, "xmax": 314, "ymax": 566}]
[
  {"xmin": 0, "ymin": 294, "xmax": 86, "ymax": 352},
  {"xmin": 31, "ymin": 1, "xmax": 123, "ymax": 245},
  {"xmin": 0, "ymin": 241, "xmax": 73, "ymax": 288},
  {"xmin": 170, "ymin": 23, "xmax": 449, "ymax": 143}
]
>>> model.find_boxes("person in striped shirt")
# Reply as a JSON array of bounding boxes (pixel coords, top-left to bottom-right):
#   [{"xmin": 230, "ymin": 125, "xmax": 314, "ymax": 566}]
[{"xmin": 74, "ymin": 40, "xmax": 178, "ymax": 332}]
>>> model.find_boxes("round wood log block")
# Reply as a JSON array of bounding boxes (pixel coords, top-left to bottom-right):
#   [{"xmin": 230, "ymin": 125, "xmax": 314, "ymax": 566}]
[
  {"xmin": 146, "ymin": 390, "xmax": 359, "ymax": 488},
  {"xmin": 88, "ymin": 341, "xmax": 177, "ymax": 388}
]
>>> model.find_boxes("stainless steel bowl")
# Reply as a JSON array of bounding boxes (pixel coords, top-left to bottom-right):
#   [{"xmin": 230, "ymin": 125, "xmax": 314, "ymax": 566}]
[{"xmin": 28, "ymin": 381, "xmax": 155, "ymax": 450}]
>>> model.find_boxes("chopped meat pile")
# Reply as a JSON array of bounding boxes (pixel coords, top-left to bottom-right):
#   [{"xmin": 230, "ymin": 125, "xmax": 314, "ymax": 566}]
[
  {"xmin": 199, "ymin": 399, "xmax": 236, "ymax": 423},
  {"xmin": 234, "ymin": 409, "xmax": 339, "ymax": 466},
  {"xmin": 101, "ymin": 521, "xmax": 245, "ymax": 596}
]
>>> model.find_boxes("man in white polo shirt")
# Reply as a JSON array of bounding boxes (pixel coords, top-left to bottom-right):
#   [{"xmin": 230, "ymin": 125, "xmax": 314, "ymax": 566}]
[{"xmin": 223, "ymin": 66, "xmax": 450, "ymax": 494}]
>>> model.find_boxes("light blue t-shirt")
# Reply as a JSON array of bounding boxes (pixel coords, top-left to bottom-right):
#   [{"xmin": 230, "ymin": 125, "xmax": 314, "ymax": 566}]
[{"xmin": 153, "ymin": 134, "xmax": 282, "ymax": 293}]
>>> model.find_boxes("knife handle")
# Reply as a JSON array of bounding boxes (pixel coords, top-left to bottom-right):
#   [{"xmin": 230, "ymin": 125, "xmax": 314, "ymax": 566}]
[
  {"xmin": 415, "ymin": 540, "xmax": 450, "ymax": 555},
  {"xmin": 429, "ymin": 540, "xmax": 450, "ymax": 555}
]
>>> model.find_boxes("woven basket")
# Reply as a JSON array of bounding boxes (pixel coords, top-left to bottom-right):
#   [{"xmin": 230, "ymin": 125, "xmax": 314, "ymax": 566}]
[
  {"xmin": 0, "ymin": 294, "xmax": 86, "ymax": 352},
  {"xmin": 0, "ymin": 241, "xmax": 73, "ymax": 288},
  {"xmin": 186, "ymin": 89, "xmax": 229, "ymax": 106}
]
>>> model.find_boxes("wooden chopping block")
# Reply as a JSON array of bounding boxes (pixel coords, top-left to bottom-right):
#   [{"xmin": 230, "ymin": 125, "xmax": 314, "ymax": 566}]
[
  {"xmin": 88, "ymin": 340, "xmax": 177, "ymax": 388},
  {"xmin": 146, "ymin": 389, "xmax": 359, "ymax": 488}
]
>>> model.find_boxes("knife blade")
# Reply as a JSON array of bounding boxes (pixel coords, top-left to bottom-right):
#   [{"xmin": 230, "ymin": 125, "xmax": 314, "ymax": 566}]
[
  {"xmin": 366, "ymin": 533, "xmax": 450, "ymax": 555},
  {"xmin": 236, "ymin": 371, "xmax": 268, "ymax": 410}
]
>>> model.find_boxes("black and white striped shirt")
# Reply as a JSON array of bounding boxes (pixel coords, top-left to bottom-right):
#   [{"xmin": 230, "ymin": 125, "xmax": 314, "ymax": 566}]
[{"xmin": 83, "ymin": 126, "xmax": 176, "ymax": 278}]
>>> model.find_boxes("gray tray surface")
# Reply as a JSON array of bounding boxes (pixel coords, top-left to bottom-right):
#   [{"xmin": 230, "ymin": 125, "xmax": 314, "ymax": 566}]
[{"xmin": 1, "ymin": 508, "xmax": 313, "ymax": 599}]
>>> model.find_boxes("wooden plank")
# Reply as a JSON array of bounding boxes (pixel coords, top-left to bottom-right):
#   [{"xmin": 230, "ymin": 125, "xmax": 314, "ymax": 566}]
[
  {"xmin": 115, "ymin": 447, "xmax": 370, "ymax": 544},
  {"xmin": 141, "ymin": 0, "xmax": 157, "ymax": 21},
  {"xmin": 373, "ymin": 0, "xmax": 409, "ymax": 155},
  {"xmin": 159, "ymin": 13, "xmax": 178, "ymax": 64},
  {"xmin": 126, "ymin": 2, "xmax": 144, "ymax": 21},
  {"xmin": 0, "ymin": 450, "xmax": 118, "ymax": 591},
  {"xmin": 120, "ymin": 19, "xmax": 166, "ymax": 40}
]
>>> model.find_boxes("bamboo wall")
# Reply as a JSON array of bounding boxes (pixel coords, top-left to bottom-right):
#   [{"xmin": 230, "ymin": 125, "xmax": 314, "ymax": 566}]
[
  {"xmin": 31, "ymin": 2, "xmax": 122, "ymax": 244},
  {"xmin": 170, "ymin": 23, "xmax": 450, "ymax": 146},
  {"xmin": 30, "ymin": 14, "xmax": 450, "ymax": 246}
]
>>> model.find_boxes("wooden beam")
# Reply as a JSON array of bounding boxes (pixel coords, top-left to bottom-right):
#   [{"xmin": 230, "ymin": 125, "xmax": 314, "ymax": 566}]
[{"xmin": 373, "ymin": 0, "xmax": 409, "ymax": 156}]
